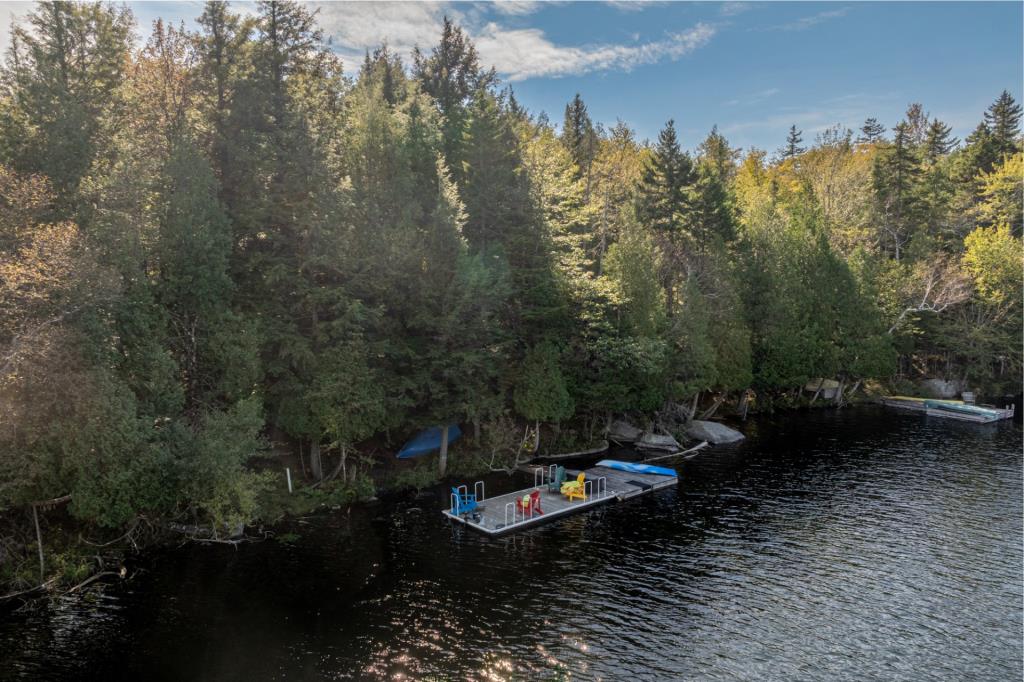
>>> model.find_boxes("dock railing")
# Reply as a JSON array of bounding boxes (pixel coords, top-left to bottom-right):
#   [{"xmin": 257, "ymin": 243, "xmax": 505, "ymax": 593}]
[{"xmin": 450, "ymin": 481, "xmax": 487, "ymax": 516}]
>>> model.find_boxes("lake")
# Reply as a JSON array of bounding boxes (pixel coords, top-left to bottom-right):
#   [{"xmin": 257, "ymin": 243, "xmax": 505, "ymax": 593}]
[{"xmin": 2, "ymin": 406, "xmax": 1021, "ymax": 681}]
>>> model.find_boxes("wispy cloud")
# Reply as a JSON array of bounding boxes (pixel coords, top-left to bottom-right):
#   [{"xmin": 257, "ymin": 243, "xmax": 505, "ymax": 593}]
[
  {"xmin": 724, "ymin": 87, "xmax": 781, "ymax": 106},
  {"xmin": 475, "ymin": 22, "xmax": 715, "ymax": 81},
  {"xmin": 721, "ymin": 92, "xmax": 897, "ymax": 142},
  {"xmin": 604, "ymin": 0, "xmax": 659, "ymax": 13},
  {"xmin": 489, "ymin": 1, "xmax": 544, "ymax": 17},
  {"xmin": 313, "ymin": 1, "xmax": 453, "ymax": 63},
  {"xmin": 756, "ymin": 7, "xmax": 851, "ymax": 32},
  {"xmin": 312, "ymin": 1, "xmax": 715, "ymax": 82},
  {"xmin": 719, "ymin": 2, "xmax": 751, "ymax": 17}
]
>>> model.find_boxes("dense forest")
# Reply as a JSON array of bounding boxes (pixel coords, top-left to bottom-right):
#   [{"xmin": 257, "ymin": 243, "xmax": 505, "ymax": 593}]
[{"xmin": 0, "ymin": 2, "xmax": 1020, "ymax": 587}]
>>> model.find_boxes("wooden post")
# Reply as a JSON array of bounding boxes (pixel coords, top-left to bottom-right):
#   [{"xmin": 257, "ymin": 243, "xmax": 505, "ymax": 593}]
[
  {"xmin": 438, "ymin": 425, "xmax": 449, "ymax": 477},
  {"xmin": 285, "ymin": 467, "xmax": 293, "ymax": 493},
  {"xmin": 32, "ymin": 504, "xmax": 44, "ymax": 582}
]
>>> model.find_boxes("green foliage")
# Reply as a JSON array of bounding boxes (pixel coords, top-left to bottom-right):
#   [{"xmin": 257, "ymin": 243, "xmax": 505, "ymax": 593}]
[
  {"xmin": 0, "ymin": 4, "xmax": 1018, "ymax": 577},
  {"xmin": 514, "ymin": 342, "xmax": 574, "ymax": 423}
]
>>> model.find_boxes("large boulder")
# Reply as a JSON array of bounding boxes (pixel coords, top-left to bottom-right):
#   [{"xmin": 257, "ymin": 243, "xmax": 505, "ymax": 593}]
[
  {"xmin": 804, "ymin": 378, "xmax": 840, "ymax": 400},
  {"xmin": 686, "ymin": 420, "xmax": 745, "ymax": 444},
  {"xmin": 919, "ymin": 378, "xmax": 964, "ymax": 399},
  {"xmin": 608, "ymin": 419, "xmax": 642, "ymax": 443}
]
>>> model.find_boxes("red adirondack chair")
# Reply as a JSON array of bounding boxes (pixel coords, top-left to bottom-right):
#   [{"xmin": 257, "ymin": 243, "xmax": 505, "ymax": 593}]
[{"xmin": 515, "ymin": 490, "xmax": 544, "ymax": 517}]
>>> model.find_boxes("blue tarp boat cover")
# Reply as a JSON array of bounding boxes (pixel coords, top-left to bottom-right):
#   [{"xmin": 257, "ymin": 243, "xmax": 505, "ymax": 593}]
[
  {"xmin": 596, "ymin": 459, "xmax": 677, "ymax": 477},
  {"xmin": 923, "ymin": 401, "xmax": 999, "ymax": 416},
  {"xmin": 397, "ymin": 425, "xmax": 462, "ymax": 459}
]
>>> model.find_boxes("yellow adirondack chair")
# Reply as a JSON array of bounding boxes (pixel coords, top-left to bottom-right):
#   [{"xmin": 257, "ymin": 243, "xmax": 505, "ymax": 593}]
[{"xmin": 560, "ymin": 473, "xmax": 586, "ymax": 501}]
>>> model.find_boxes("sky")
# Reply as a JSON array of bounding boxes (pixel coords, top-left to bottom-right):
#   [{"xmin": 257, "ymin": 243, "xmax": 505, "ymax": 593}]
[{"xmin": 1, "ymin": 1, "xmax": 1021, "ymax": 152}]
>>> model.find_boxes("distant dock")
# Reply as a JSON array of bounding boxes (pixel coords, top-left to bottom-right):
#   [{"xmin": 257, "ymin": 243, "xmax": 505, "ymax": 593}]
[
  {"xmin": 443, "ymin": 464, "xmax": 677, "ymax": 536},
  {"xmin": 881, "ymin": 396, "xmax": 1016, "ymax": 423}
]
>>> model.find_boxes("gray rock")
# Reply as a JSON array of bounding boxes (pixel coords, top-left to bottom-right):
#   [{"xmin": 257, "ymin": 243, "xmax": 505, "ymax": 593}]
[
  {"xmin": 919, "ymin": 378, "xmax": 964, "ymax": 399},
  {"xmin": 686, "ymin": 420, "xmax": 745, "ymax": 444},
  {"xmin": 608, "ymin": 419, "xmax": 642, "ymax": 443},
  {"xmin": 636, "ymin": 431, "xmax": 681, "ymax": 452}
]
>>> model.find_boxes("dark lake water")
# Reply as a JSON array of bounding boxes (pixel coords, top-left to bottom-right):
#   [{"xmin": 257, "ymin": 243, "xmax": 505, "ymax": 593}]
[{"xmin": 2, "ymin": 406, "xmax": 1021, "ymax": 681}]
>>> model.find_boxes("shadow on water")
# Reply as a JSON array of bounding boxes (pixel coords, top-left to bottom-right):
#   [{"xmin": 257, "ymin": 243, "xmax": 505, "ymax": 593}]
[{"xmin": 2, "ymin": 406, "xmax": 1021, "ymax": 681}]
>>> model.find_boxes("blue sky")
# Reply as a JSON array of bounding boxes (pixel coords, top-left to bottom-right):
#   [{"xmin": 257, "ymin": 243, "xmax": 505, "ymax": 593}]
[{"xmin": 1, "ymin": 1, "xmax": 1020, "ymax": 151}]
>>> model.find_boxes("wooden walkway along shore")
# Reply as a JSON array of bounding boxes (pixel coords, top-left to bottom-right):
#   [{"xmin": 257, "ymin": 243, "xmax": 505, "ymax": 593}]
[{"xmin": 442, "ymin": 464, "xmax": 678, "ymax": 537}]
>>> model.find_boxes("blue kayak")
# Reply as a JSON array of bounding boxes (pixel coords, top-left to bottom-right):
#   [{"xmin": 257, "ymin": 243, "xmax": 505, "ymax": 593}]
[
  {"xmin": 596, "ymin": 459, "xmax": 677, "ymax": 477},
  {"xmin": 397, "ymin": 425, "xmax": 462, "ymax": 459}
]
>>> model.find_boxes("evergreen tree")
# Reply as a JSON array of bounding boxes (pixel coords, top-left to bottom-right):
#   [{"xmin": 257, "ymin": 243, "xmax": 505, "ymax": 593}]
[
  {"xmin": 513, "ymin": 341, "xmax": 574, "ymax": 438},
  {"xmin": 984, "ymin": 90, "xmax": 1023, "ymax": 158},
  {"xmin": 697, "ymin": 125, "xmax": 740, "ymax": 181},
  {"xmin": 0, "ymin": 1, "xmax": 132, "ymax": 209},
  {"xmin": 561, "ymin": 93, "xmax": 598, "ymax": 186},
  {"xmin": 413, "ymin": 17, "xmax": 493, "ymax": 184},
  {"xmin": 781, "ymin": 125, "xmax": 806, "ymax": 159},
  {"xmin": 903, "ymin": 103, "xmax": 930, "ymax": 146},
  {"xmin": 858, "ymin": 118, "xmax": 887, "ymax": 144},
  {"xmin": 873, "ymin": 122, "xmax": 922, "ymax": 260},
  {"xmin": 924, "ymin": 118, "xmax": 958, "ymax": 162},
  {"xmin": 635, "ymin": 120, "xmax": 695, "ymax": 314}
]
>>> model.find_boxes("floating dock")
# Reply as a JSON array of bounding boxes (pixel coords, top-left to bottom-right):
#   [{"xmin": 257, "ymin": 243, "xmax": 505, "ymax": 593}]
[
  {"xmin": 443, "ymin": 464, "xmax": 677, "ymax": 536},
  {"xmin": 881, "ymin": 396, "xmax": 1016, "ymax": 423}
]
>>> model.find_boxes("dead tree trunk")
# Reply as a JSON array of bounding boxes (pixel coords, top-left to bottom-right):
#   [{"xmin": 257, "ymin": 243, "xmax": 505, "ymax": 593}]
[
  {"xmin": 838, "ymin": 379, "xmax": 861, "ymax": 408},
  {"xmin": 309, "ymin": 440, "xmax": 323, "ymax": 482},
  {"xmin": 810, "ymin": 377, "xmax": 825, "ymax": 404},
  {"xmin": 687, "ymin": 392, "xmax": 700, "ymax": 423},
  {"xmin": 32, "ymin": 504, "xmax": 44, "ymax": 582},
  {"xmin": 737, "ymin": 390, "xmax": 750, "ymax": 420},
  {"xmin": 438, "ymin": 425, "xmax": 450, "ymax": 477},
  {"xmin": 700, "ymin": 394, "xmax": 726, "ymax": 420},
  {"xmin": 833, "ymin": 378, "xmax": 846, "ymax": 406}
]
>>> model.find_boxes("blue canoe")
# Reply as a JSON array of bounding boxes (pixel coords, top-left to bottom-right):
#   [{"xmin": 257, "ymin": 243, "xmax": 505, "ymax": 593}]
[
  {"xmin": 397, "ymin": 425, "xmax": 462, "ymax": 459},
  {"xmin": 596, "ymin": 459, "xmax": 677, "ymax": 477}
]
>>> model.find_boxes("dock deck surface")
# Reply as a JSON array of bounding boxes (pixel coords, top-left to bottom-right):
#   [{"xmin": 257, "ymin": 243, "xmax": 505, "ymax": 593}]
[
  {"xmin": 881, "ymin": 397, "xmax": 1015, "ymax": 423},
  {"xmin": 442, "ymin": 465, "xmax": 677, "ymax": 536}
]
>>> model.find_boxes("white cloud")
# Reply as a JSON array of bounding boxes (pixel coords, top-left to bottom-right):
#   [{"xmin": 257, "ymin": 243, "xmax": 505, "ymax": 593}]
[
  {"xmin": 605, "ymin": 0, "xmax": 659, "ymax": 12},
  {"xmin": 489, "ymin": 1, "xmax": 544, "ymax": 16},
  {"xmin": 312, "ymin": 1, "xmax": 455, "ymax": 63},
  {"xmin": 756, "ymin": 7, "xmax": 850, "ymax": 32},
  {"xmin": 724, "ymin": 87, "xmax": 780, "ymax": 106},
  {"xmin": 475, "ymin": 22, "xmax": 715, "ymax": 80},
  {"xmin": 312, "ymin": 2, "xmax": 714, "ymax": 82},
  {"xmin": 719, "ymin": 2, "xmax": 751, "ymax": 17}
]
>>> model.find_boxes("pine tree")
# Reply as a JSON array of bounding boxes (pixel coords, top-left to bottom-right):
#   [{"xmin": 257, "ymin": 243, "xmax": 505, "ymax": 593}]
[
  {"xmin": 636, "ymin": 120, "xmax": 695, "ymax": 315},
  {"xmin": 903, "ymin": 103, "xmax": 930, "ymax": 146},
  {"xmin": 873, "ymin": 122, "xmax": 923, "ymax": 260},
  {"xmin": 697, "ymin": 125, "xmax": 739, "ymax": 181},
  {"xmin": 636, "ymin": 120, "xmax": 693, "ymax": 235},
  {"xmin": 195, "ymin": 1, "xmax": 252, "ymax": 180},
  {"xmin": 858, "ymin": 118, "xmax": 887, "ymax": 144},
  {"xmin": 984, "ymin": 90, "xmax": 1023, "ymax": 158},
  {"xmin": 924, "ymin": 118, "xmax": 958, "ymax": 162},
  {"xmin": 780, "ymin": 125, "xmax": 806, "ymax": 159},
  {"xmin": 0, "ymin": 1, "xmax": 132, "ymax": 208},
  {"xmin": 413, "ymin": 17, "xmax": 493, "ymax": 184},
  {"xmin": 561, "ymin": 93, "xmax": 598, "ymax": 185}
]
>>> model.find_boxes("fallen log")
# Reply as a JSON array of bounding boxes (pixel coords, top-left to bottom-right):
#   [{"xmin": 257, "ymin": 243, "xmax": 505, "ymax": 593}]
[{"xmin": 642, "ymin": 440, "xmax": 710, "ymax": 463}]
